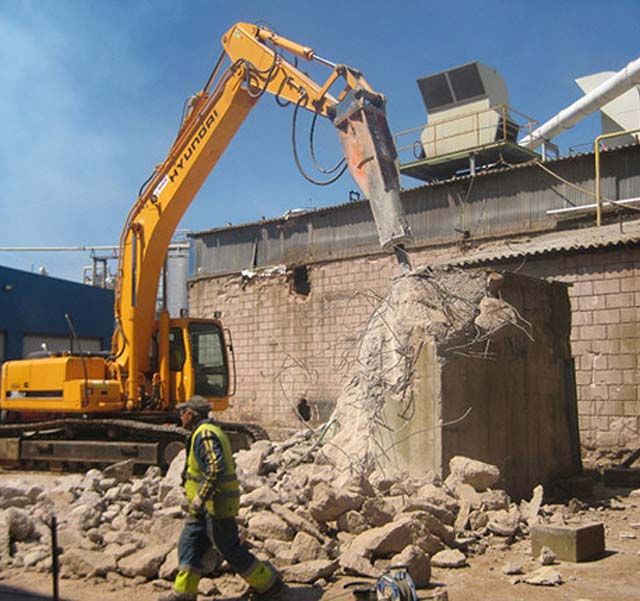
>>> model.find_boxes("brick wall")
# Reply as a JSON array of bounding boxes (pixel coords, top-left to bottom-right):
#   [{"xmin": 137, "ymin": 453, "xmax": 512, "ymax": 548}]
[
  {"xmin": 496, "ymin": 246, "xmax": 640, "ymax": 459},
  {"xmin": 189, "ymin": 244, "xmax": 640, "ymax": 456},
  {"xmin": 189, "ymin": 253, "xmax": 406, "ymax": 435}
]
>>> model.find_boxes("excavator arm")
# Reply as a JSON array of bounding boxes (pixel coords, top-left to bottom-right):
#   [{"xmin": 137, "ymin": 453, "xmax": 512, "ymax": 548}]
[{"xmin": 113, "ymin": 22, "xmax": 411, "ymax": 407}]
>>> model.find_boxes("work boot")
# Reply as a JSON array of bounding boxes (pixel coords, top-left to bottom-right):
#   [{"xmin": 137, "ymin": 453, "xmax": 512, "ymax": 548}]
[
  {"xmin": 248, "ymin": 578, "xmax": 288, "ymax": 601},
  {"xmin": 157, "ymin": 591, "xmax": 197, "ymax": 601}
]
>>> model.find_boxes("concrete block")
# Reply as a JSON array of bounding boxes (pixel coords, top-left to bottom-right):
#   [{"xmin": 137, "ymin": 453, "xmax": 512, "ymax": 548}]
[
  {"xmin": 609, "ymin": 385, "xmax": 636, "ymax": 402},
  {"xmin": 607, "ymin": 323, "xmax": 638, "ymax": 339},
  {"xmin": 596, "ymin": 431, "xmax": 620, "ymax": 447},
  {"xmin": 531, "ymin": 522, "xmax": 604, "ymax": 562},
  {"xmin": 605, "ymin": 292, "xmax": 635, "ymax": 309},
  {"xmin": 578, "ymin": 295, "xmax": 603, "ymax": 310},
  {"xmin": 593, "ymin": 309, "xmax": 620, "ymax": 325},
  {"xmin": 582, "ymin": 385, "xmax": 609, "ymax": 401},
  {"xmin": 571, "ymin": 281, "xmax": 593, "ymax": 297},
  {"xmin": 620, "ymin": 338, "xmax": 640, "ymax": 353},
  {"xmin": 620, "ymin": 307, "xmax": 640, "ymax": 322},
  {"xmin": 592, "ymin": 415, "xmax": 610, "ymax": 430},
  {"xmin": 594, "ymin": 371, "xmax": 622, "ymax": 386},
  {"xmin": 620, "ymin": 276, "xmax": 640, "ymax": 292},
  {"xmin": 575, "ymin": 371, "xmax": 592, "ymax": 386},
  {"xmin": 623, "ymin": 401, "xmax": 640, "ymax": 416},
  {"xmin": 572, "ymin": 311, "xmax": 592, "ymax": 326},
  {"xmin": 580, "ymin": 324, "xmax": 607, "ymax": 340},
  {"xmin": 593, "ymin": 279, "xmax": 620, "ymax": 295},
  {"xmin": 592, "ymin": 339, "xmax": 620, "ymax": 354}
]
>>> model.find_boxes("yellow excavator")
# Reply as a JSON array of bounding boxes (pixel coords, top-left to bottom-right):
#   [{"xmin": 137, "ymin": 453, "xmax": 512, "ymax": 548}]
[{"xmin": 0, "ymin": 22, "xmax": 411, "ymax": 469}]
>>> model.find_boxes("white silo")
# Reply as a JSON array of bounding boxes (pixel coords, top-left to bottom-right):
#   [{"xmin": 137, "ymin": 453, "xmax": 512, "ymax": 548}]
[{"xmin": 165, "ymin": 242, "xmax": 190, "ymax": 318}]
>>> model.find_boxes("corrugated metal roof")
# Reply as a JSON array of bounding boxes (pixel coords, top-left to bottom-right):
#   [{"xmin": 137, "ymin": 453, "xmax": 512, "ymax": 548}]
[
  {"xmin": 191, "ymin": 143, "xmax": 640, "ymax": 238},
  {"xmin": 192, "ymin": 144, "xmax": 640, "ymax": 277},
  {"xmin": 444, "ymin": 218, "xmax": 640, "ymax": 266}
]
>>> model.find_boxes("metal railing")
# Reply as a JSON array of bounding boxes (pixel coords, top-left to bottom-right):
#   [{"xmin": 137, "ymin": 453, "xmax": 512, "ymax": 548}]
[
  {"xmin": 394, "ymin": 104, "xmax": 539, "ymax": 163},
  {"xmin": 549, "ymin": 128, "xmax": 640, "ymax": 222},
  {"xmin": 595, "ymin": 127, "xmax": 640, "ymax": 226},
  {"xmin": 568, "ymin": 142, "xmax": 594, "ymax": 155}
]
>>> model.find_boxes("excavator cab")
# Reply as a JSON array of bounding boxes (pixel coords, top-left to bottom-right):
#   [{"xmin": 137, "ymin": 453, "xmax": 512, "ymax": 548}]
[
  {"xmin": 152, "ymin": 318, "xmax": 231, "ymax": 412},
  {"xmin": 188, "ymin": 321, "xmax": 229, "ymax": 398}
]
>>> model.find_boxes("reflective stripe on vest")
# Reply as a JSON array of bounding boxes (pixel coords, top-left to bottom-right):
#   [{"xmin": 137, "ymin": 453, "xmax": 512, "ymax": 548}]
[
  {"xmin": 184, "ymin": 472, "xmax": 238, "ymax": 484},
  {"xmin": 183, "ymin": 421, "xmax": 240, "ymax": 518}
]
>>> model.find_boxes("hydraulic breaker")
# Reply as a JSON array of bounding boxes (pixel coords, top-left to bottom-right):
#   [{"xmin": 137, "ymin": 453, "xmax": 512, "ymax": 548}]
[{"xmin": 332, "ymin": 87, "xmax": 413, "ymax": 270}]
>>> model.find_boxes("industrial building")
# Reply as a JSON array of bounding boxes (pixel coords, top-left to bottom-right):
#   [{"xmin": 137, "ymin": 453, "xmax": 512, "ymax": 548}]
[
  {"xmin": 0, "ymin": 265, "xmax": 114, "ymax": 362},
  {"xmin": 189, "ymin": 141, "xmax": 640, "ymax": 461},
  {"xmin": 185, "ymin": 58, "xmax": 640, "ymax": 466}
]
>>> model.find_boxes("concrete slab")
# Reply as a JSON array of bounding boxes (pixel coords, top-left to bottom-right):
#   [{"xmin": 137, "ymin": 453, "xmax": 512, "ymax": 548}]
[{"xmin": 531, "ymin": 522, "xmax": 605, "ymax": 562}]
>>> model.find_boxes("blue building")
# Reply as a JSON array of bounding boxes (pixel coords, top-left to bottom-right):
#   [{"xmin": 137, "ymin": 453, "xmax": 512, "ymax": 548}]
[{"xmin": 0, "ymin": 265, "xmax": 114, "ymax": 362}]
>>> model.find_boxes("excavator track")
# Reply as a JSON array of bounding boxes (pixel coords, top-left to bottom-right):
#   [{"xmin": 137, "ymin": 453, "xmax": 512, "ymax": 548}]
[{"xmin": 0, "ymin": 416, "xmax": 266, "ymax": 472}]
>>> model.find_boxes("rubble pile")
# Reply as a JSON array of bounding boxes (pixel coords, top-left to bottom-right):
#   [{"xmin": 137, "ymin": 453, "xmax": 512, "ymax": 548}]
[
  {"xmin": 0, "ymin": 451, "xmax": 550, "ymax": 592},
  {"xmin": 0, "ymin": 268, "xmax": 553, "ymax": 593},
  {"xmin": 0, "ymin": 460, "xmax": 232, "ymax": 595},
  {"xmin": 233, "ymin": 443, "xmax": 539, "ymax": 584}
]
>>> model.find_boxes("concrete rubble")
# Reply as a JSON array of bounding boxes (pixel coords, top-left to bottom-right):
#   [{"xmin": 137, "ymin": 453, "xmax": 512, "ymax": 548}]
[
  {"xmin": 0, "ymin": 267, "xmax": 616, "ymax": 595},
  {"xmin": 522, "ymin": 566, "xmax": 564, "ymax": 586},
  {"xmin": 0, "ymin": 449, "xmax": 579, "ymax": 592},
  {"xmin": 311, "ymin": 267, "xmax": 578, "ymax": 500}
]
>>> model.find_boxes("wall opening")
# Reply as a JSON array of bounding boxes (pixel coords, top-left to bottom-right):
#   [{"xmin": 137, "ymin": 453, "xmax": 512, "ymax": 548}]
[
  {"xmin": 297, "ymin": 398, "xmax": 311, "ymax": 421},
  {"xmin": 292, "ymin": 266, "xmax": 311, "ymax": 296}
]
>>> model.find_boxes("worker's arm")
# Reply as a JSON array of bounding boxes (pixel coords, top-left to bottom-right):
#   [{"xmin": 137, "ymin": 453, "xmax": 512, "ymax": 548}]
[{"xmin": 192, "ymin": 428, "xmax": 226, "ymax": 504}]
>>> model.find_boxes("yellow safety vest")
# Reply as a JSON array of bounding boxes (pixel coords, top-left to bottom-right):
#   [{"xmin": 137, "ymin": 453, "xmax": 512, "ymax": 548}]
[{"xmin": 183, "ymin": 421, "xmax": 240, "ymax": 518}]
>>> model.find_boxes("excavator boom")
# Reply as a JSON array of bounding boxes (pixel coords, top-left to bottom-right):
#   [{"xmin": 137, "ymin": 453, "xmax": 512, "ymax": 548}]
[
  {"xmin": 113, "ymin": 22, "xmax": 411, "ymax": 407},
  {"xmin": 0, "ymin": 22, "xmax": 410, "ymax": 469}
]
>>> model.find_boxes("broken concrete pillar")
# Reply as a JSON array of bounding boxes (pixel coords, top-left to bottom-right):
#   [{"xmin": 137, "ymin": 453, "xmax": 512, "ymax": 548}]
[{"xmin": 321, "ymin": 267, "xmax": 579, "ymax": 498}]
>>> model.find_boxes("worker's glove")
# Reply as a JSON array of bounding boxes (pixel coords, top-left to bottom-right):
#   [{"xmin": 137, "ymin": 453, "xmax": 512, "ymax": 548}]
[{"xmin": 188, "ymin": 494, "xmax": 205, "ymax": 518}]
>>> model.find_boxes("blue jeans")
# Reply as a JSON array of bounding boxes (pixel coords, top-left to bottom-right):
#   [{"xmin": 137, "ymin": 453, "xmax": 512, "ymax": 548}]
[{"xmin": 177, "ymin": 515, "xmax": 256, "ymax": 574}]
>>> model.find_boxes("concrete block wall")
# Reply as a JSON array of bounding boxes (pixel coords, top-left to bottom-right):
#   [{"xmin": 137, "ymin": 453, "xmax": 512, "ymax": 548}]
[
  {"xmin": 189, "ymin": 243, "xmax": 640, "ymax": 457},
  {"xmin": 189, "ymin": 253, "xmax": 405, "ymax": 435},
  {"xmin": 499, "ymin": 246, "xmax": 640, "ymax": 458}
]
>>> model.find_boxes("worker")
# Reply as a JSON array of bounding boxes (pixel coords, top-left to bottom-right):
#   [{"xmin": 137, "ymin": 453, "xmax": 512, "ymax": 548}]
[{"xmin": 160, "ymin": 396, "xmax": 281, "ymax": 601}]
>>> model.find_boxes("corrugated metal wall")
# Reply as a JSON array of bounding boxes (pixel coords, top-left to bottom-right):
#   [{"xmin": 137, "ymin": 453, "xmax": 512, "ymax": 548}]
[{"xmin": 193, "ymin": 145, "xmax": 640, "ymax": 277}]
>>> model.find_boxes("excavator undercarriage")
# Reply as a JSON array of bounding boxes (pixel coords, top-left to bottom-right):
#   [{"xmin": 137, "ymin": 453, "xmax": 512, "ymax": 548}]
[{"xmin": 0, "ymin": 414, "xmax": 267, "ymax": 471}]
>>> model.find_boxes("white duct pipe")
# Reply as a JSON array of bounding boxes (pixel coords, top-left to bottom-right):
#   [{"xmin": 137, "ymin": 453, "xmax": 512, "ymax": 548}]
[{"xmin": 519, "ymin": 56, "xmax": 640, "ymax": 149}]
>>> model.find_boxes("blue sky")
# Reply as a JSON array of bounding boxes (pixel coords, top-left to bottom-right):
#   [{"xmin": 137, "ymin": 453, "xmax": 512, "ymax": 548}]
[{"xmin": 1, "ymin": 0, "xmax": 638, "ymax": 281}]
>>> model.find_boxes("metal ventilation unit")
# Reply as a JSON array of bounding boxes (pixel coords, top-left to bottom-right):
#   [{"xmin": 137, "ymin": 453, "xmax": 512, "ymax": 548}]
[
  {"xmin": 399, "ymin": 62, "xmax": 537, "ymax": 181},
  {"xmin": 418, "ymin": 62, "xmax": 512, "ymax": 155}
]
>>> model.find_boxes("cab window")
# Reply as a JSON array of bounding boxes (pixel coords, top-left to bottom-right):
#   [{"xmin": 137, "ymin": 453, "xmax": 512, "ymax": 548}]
[
  {"xmin": 169, "ymin": 328, "xmax": 185, "ymax": 371},
  {"xmin": 189, "ymin": 322, "xmax": 228, "ymax": 397}
]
